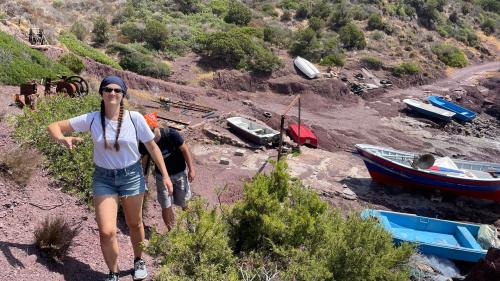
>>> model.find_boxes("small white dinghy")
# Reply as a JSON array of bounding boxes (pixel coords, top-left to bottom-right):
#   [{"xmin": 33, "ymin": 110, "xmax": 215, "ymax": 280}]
[
  {"xmin": 403, "ymin": 99, "xmax": 455, "ymax": 122},
  {"xmin": 227, "ymin": 117, "xmax": 280, "ymax": 145},
  {"xmin": 293, "ymin": 56, "xmax": 320, "ymax": 79}
]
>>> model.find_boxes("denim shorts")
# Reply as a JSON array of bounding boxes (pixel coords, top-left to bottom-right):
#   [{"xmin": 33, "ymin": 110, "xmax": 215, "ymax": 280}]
[
  {"xmin": 93, "ymin": 161, "xmax": 147, "ymax": 197},
  {"xmin": 155, "ymin": 171, "xmax": 192, "ymax": 209}
]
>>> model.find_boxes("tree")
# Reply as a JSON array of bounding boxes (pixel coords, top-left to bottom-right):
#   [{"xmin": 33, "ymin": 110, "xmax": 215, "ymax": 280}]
[
  {"xmin": 224, "ymin": 2, "xmax": 252, "ymax": 25},
  {"xmin": 339, "ymin": 23, "xmax": 366, "ymax": 50},
  {"xmin": 91, "ymin": 16, "xmax": 110, "ymax": 46}
]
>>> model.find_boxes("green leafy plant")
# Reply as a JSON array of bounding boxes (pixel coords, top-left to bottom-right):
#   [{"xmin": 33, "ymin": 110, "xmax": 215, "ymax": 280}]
[
  {"xmin": 392, "ymin": 62, "xmax": 421, "ymax": 77},
  {"xmin": 92, "ymin": 16, "xmax": 110, "ymax": 46},
  {"xmin": 432, "ymin": 43, "xmax": 468, "ymax": 68},
  {"xmin": 14, "ymin": 94, "xmax": 101, "ymax": 203},
  {"xmin": 361, "ymin": 56, "xmax": 383, "ymax": 70},
  {"xmin": 58, "ymin": 53, "xmax": 85, "ymax": 74},
  {"xmin": 339, "ymin": 23, "xmax": 366, "ymax": 50},
  {"xmin": 0, "ymin": 31, "xmax": 72, "ymax": 85},
  {"xmin": 320, "ymin": 52, "xmax": 345, "ymax": 67},
  {"xmin": 367, "ymin": 13, "xmax": 385, "ymax": 30},
  {"xmin": 59, "ymin": 32, "xmax": 122, "ymax": 70},
  {"xmin": 120, "ymin": 52, "xmax": 171, "ymax": 79},
  {"xmin": 224, "ymin": 2, "xmax": 252, "ymax": 25},
  {"xmin": 34, "ymin": 216, "xmax": 80, "ymax": 262}
]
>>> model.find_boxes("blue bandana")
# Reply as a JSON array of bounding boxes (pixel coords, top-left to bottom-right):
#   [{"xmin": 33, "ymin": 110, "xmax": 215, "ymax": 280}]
[{"xmin": 99, "ymin": 75, "xmax": 128, "ymax": 97}]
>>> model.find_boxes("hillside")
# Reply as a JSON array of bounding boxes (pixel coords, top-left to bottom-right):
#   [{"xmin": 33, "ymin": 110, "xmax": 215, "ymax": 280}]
[{"xmin": 0, "ymin": 0, "xmax": 498, "ymax": 87}]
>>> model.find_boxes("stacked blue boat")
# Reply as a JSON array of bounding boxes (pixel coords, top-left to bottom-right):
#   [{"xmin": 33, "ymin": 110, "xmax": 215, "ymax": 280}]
[
  {"xmin": 428, "ymin": 96, "xmax": 477, "ymax": 122},
  {"xmin": 403, "ymin": 96, "xmax": 477, "ymax": 122}
]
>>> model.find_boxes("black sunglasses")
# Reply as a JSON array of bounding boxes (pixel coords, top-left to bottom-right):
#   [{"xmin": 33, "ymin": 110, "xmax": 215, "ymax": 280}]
[{"xmin": 103, "ymin": 87, "xmax": 123, "ymax": 94}]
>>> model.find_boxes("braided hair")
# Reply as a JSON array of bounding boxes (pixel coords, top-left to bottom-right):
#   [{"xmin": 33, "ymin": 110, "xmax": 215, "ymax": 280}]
[{"xmin": 100, "ymin": 99, "xmax": 125, "ymax": 151}]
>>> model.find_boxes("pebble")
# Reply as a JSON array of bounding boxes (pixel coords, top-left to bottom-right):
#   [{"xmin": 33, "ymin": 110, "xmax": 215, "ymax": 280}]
[
  {"xmin": 219, "ymin": 158, "xmax": 230, "ymax": 165},
  {"xmin": 234, "ymin": 149, "xmax": 245, "ymax": 156}
]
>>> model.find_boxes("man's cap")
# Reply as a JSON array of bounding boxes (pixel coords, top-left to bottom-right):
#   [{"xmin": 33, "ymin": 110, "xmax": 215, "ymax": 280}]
[{"xmin": 144, "ymin": 112, "xmax": 158, "ymax": 128}]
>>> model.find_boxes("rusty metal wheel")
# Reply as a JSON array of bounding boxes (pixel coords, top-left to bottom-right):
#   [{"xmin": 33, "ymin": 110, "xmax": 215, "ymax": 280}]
[{"xmin": 64, "ymin": 76, "xmax": 89, "ymax": 97}]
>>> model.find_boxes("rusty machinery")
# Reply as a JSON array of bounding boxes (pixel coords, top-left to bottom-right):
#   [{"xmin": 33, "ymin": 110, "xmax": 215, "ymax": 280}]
[{"xmin": 15, "ymin": 76, "xmax": 89, "ymax": 110}]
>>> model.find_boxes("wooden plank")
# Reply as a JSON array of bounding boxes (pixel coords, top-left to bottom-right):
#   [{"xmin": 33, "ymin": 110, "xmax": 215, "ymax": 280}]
[{"xmin": 157, "ymin": 115, "xmax": 190, "ymax": 125}]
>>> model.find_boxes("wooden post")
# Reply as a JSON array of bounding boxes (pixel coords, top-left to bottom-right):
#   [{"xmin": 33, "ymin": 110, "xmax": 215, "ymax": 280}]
[
  {"xmin": 277, "ymin": 114, "xmax": 285, "ymax": 161},
  {"xmin": 297, "ymin": 95, "xmax": 301, "ymax": 152}
]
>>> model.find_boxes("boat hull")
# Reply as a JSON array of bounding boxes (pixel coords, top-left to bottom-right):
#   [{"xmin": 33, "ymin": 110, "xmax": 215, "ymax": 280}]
[
  {"xmin": 356, "ymin": 146, "xmax": 500, "ymax": 202},
  {"xmin": 227, "ymin": 117, "xmax": 279, "ymax": 145},
  {"xmin": 404, "ymin": 99, "xmax": 455, "ymax": 122},
  {"xmin": 362, "ymin": 209, "xmax": 487, "ymax": 262},
  {"xmin": 293, "ymin": 56, "xmax": 320, "ymax": 79},
  {"xmin": 428, "ymin": 96, "xmax": 476, "ymax": 122}
]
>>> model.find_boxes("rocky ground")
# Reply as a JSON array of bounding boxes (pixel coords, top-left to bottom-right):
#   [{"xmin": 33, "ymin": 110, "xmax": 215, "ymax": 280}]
[{"xmin": 0, "ymin": 53, "xmax": 499, "ymax": 280}]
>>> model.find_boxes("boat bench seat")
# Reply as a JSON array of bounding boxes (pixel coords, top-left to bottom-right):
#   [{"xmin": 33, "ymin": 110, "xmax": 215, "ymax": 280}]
[
  {"xmin": 455, "ymin": 226, "xmax": 482, "ymax": 250},
  {"xmin": 466, "ymin": 170, "xmax": 494, "ymax": 179}
]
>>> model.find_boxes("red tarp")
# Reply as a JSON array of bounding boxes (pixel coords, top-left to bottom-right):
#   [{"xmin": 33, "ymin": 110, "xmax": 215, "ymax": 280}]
[{"xmin": 287, "ymin": 124, "xmax": 318, "ymax": 147}]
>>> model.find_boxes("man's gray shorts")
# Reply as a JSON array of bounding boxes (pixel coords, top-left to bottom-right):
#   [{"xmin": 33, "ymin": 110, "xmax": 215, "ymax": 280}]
[{"xmin": 155, "ymin": 171, "xmax": 192, "ymax": 209}]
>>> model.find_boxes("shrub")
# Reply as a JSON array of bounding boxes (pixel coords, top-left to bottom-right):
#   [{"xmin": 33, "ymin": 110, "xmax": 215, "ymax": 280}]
[
  {"xmin": 295, "ymin": 5, "xmax": 309, "ymax": 20},
  {"xmin": 196, "ymin": 29, "xmax": 282, "ymax": 73},
  {"xmin": 91, "ymin": 16, "xmax": 110, "ymax": 46},
  {"xmin": 120, "ymin": 52, "xmax": 171, "ymax": 79},
  {"xmin": 70, "ymin": 21, "xmax": 88, "ymax": 41},
  {"xmin": 281, "ymin": 10, "xmax": 292, "ymax": 21},
  {"xmin": 392, "ymin": 62, "xmax": 421, "ymax": 77},
  {"xmin": 0, "ymin": 147, "xmax": 42, "ymax": 186},
  {"xmin": 480, "ymin": 17, "xmax": 496, "ymax": 35},
  {"xmin": 432, "ymin": 43, "xmax": 468, "ymax": 67},
  {"xmin": 52, "ymin": 0, "xmax": 64, "ymax": 9},
  {"xmin": 14, "ymin": 94, "xmax": 101, "ymax": 203},
  {"xmin": 351, "ymin": 5, "xmax": 370, "ymax": 20},
  {"xmin": 289, "ymin": 28, "xmax": 318, "ymax": 57},
  {"xmin": 58, "ymin": 53, "xmax": 85, "ymax": 74},
  {"xmin": 309, "ymin": 17, "xmax": 323, "ymax": 33},
  {"xmin": 361, "ymin": 56, "xmax": 383, "ymax": 70},
  {"xmin": 144, "ymin": 19, "xmax": 169, "ymax": 50},
  {"xmin": 59, "ymin": 32, "xmax": 122, "ymax": 70},
  {"xmin": 367, "ymin": 13, "xmax": 385, "ymax": 30},
  {"xmin": 339, "ymin": 23, "xmax": 366, "ymax": 50},
  {"xmin": 34, "ymin": 216, "xmax": 79, "ymax": 262},
  {"xmin": 281, "ymin": 0, "xmax": 301, "ymax": 10},
  {"xmin": 146, "ymin": 199, "xmax": 239, "ymax": 280},
  {"xmin": 320, "ymin": 52, "xmax": 345, "ymax": 67},
  {"xmin": 0, "ymin": 31, "xmax": 72, "ymax": 85},
  {"xmin": 311, "ymin": 0, "xmax": 332, "ymax": 20},
  {"xmin": 120, "ymin": 21, "xmax": 145, "ymax": 43},
  {"xmin": 330, "ymin": 2, "xmax": 352, "ymax": 31},
  {"xmin": 371, "ymin": 31, "xmax": 384, "ymax": 40},
  {"xmin": 263, "ymin": 25, "xmax": 291, "ymax": 47},
  {"xmin": 176, "ymin": 0, "xmax": 201, "ymax": 14},
  {"xmin": 478, "ymin": 0, "xmax": 500, "ymax": 14},
  {"xmin": 224, "ymin": 2, "xmax": 252, "ymax": 25}
]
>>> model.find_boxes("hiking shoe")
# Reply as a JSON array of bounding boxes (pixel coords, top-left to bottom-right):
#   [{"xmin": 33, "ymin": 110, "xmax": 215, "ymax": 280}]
[
  {"xmin": 104, "ymin": 272, "xmax": 119, "ymax": 281},
  {"xmin": 133, "ymin": 258, "xmax": 148, "ymax": 280}
]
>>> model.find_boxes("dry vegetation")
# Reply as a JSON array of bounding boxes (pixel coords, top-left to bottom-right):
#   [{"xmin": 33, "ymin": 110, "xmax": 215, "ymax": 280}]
[
  {"xmin": 34, "ymin": 215, "xmax": 80, "ymax": 262},
  {"xmin": 0, "ymin": 146, "xmax": 43, "ymax": 186}
]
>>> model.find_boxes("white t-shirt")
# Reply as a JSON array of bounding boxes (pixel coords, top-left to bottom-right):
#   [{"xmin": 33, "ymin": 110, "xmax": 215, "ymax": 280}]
[{"xmin": 69, "ymin": 110, "xmax": 154, "ymax": 169}]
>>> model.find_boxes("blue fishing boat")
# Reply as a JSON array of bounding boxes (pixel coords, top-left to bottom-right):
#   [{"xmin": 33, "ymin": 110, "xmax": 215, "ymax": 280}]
[
  {"xmin": 361, "ymin": 209, "xmax": 488, "ymax": 262},
  {"xmin": 428, "ymin": 96, "xmax": 477, "ymax": 122},
  {"xmin": 403, "ymin": 99, "xmax": 455, "ymax": 122}
]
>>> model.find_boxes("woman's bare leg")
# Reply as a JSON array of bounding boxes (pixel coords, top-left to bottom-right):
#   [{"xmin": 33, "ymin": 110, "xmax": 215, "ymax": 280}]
[
  {"xmin": 94, "ymin": 195, "xmax": 120, "ymax": 272},
  {"xmin": 122, "ymin": 193, "xmax": 145, "ymax": 258}
]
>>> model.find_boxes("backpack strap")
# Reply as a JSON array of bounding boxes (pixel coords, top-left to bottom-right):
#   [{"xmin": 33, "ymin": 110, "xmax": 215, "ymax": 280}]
[{"xmin": 128, "ymin": 111, "xmax": 139, "ymax": 144}]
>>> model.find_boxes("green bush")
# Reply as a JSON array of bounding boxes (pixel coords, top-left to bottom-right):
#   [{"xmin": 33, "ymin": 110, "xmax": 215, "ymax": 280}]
[
  {"xmin": 432, "ymin": 43, "xmax": 468, "ymax": 67},
  {"xmin": 361, "ymin": 56, "xmax": 383, "ymax": 70},
  {"xmin": 480, "ymin": 17, "xmax": 496, "ymax": 35},
  {"xmin": 280, "ymin": 0, "xmax": 301, "ymax": 10},
  {"xmin": 58, "ymin": 53, "xmax": 85, "ymax": 74},
  {"xmin": 196, "ymin": 29, "xmax": 282, "ymax": 73},
  {"xmin": 289, "ymin": 28, "xmax": 318, "ymax": 58},
  {"xmin": 0, "ymin": 31, "xmax": 72, "ymax": 85},
  {"xmin": 339, "ymin": 23, "xmax": 366, "ymax": 50},
  {"xmin": 144, "ymin": 19, "xmax": 169, "ymax": 50},
  {"xmin": 367, "ymin": 13, "xmax": 385, "ymax": 30},
  {"xmin": 59, "ymin": 32, "xmax": 122, "ymax": 69},
  {"xmin": 281, "ymin": 10, "xmax": 292, "ymax": 21},
  {"xmin": 351, "ymin": 5, "xmax": 370, "ymax": 20},
  {"xmin": 120, "ymin": 21, "xmax": 145, "ymax": 43},
  {"xmin": 311, "ymin": 0, "xmax": 332, "ymax": 19},
  {"xmin": 120, "ymin": 52, "xmax": 171, "ymax": 79},
  {"xmin": 371, "ymin": 31, "xmax": 384, "ymax": 40},
  {"xmin": 392, "ymin": 62, "xmax": 421, "ymax": 77},
  {"xmin": 91, "ymin": 16, "xmax": 110, "ymax": 46},
  {"xmin": 320, "ymin": 52, "xmax": 345, "ymax": 67},
  {"xmin": 224, "ymin": 2, "xmax": 252, "ymax": 25},
  {"xmin": 14, "ymin": 94, "xmax": 101, "ymax": 203},
  {"xmin": 330, "ymin": 2, "xmax": 352, "ymax": 31},
  {"xmin": 478, "ymin": 0, "xmax": 500, "ymax": 14},
  {"xmin": 146, "ymin": 160, "xmax": 413, "ymax": 280},
  {"xmin": 70, "ymin": 21, "xmax": 88, "ymax": 41},
  {"xmin": 263, "ymin": 25, "xmax": 292, "ymax": 48},
  {"xmin": 295, "ymin": 5, "xmax": 309, "ymax": 20},
  {"xmin": 309, "ymin": 17, "xmax": 323, "ymax": 33},
  {"xmin": 175, "ymin": 0, "xmax": 202, "ymax": 14}
]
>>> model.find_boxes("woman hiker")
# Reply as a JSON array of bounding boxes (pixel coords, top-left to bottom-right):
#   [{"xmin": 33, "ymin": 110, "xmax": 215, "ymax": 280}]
[
  {"xmin": 47, "ymin": 75, "xmax": 173, "ymax": 281},
  {"xmin": 139, "ymin": 112, "xmax": 195, "ymax": 231}
]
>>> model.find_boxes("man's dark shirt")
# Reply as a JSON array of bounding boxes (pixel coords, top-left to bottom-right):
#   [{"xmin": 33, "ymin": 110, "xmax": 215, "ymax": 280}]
[{"xmin": 139, "ymin": 128, "xmax": 186, "ymax": 176}]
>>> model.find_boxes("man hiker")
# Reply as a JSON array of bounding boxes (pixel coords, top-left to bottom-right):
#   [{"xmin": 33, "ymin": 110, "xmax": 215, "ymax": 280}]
[{"xmin": 139, "ymin": 112, "xmax": 195, "ymax": 230}]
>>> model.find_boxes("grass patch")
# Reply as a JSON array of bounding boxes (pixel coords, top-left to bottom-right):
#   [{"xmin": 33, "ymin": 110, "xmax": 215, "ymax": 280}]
[
  {"xmin": 34, "ymin": 215, "xmax": 80, "ymax": 262},
  {"xmin": 392, "ymin": 62, "xmax": 421, "ymax": 77},
  {"xmin": 432, "ymin": 43, "xmax": 468, "ymax": 68},
  {"xmin": 361, "ymin": 56, "xmax": 383, "ymax": 70},
  {"xmin": 0, "ymin": 31, "xmax": 72, "ymax": 85},
  {"xmin": 59, "ymin": 32, "xmax": 122, "ymax": 70},
  {"xmin": 13, "ymin": 94, "xmax": 101, "ymax": 203}
]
